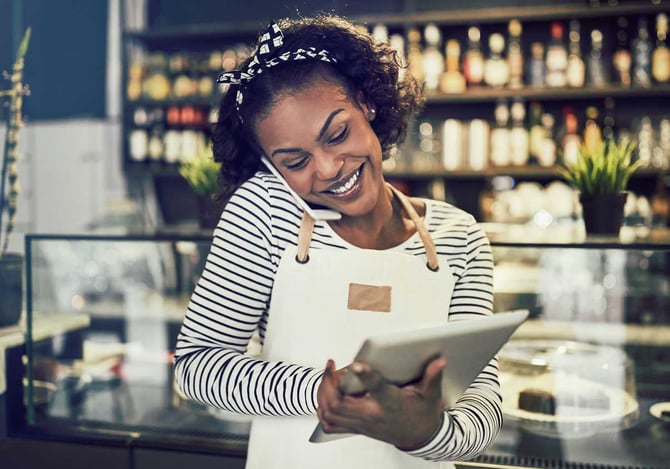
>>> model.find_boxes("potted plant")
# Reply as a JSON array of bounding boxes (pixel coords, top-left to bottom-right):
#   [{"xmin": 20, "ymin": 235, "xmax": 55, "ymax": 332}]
[
  {"xmin": 0, "ymin": 28, "xmax": 30, "ymax": 327},
  {"xmin": 559, "ymin": 138, "xmax": 640, "ymax": 235},
  {"xmin": 178, "ymin": 144, "xmax": 222, "ymax": 228}
]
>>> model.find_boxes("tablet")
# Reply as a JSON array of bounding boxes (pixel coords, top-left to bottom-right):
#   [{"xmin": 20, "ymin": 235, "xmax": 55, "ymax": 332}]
[{"xmin": 309, "ymin": 309, "xmax": 529, "ymax": 443}]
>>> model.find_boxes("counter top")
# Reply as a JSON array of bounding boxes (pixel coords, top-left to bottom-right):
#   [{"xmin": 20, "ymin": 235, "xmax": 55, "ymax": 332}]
[{"xmin": 0, "ymin": 313, "xmax": 90, "ymax": 395}]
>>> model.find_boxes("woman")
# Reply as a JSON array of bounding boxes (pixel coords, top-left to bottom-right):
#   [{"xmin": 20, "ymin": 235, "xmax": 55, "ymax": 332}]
[{"xmin": 174, "ymin": 15, "xmax": 501, "ymax": 468}]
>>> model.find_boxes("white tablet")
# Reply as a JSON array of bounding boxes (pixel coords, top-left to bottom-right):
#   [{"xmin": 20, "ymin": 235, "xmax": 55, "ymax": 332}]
[{"xmin": 309, "ymin": 309, "xmax": 529, "ymax": 443}]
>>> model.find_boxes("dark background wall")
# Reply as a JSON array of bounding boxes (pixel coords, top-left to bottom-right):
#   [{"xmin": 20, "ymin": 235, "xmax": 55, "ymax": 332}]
[{"xmin": 1, "ymin": 0, "xmax": 108, "ymax": 121}]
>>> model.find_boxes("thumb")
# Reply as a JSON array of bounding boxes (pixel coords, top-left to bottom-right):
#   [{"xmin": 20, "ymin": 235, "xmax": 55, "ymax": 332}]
[
  {"xmin": 420, "ymin": 356, "xmax": 447, "ymax": 397},
  {"xmin": 349, "ymin": 361, "xmax": 386, "ymax": 395}
]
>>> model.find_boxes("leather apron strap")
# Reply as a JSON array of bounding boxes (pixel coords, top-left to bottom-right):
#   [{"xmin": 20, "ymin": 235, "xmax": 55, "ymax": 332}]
[{"xmin": 295, "ymin": 184, "xmax": 440, "ymax": 271}]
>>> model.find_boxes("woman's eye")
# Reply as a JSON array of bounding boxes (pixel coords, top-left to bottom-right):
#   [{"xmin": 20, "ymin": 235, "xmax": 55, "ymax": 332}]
[
  {"xmin": 285, "ymin": 158, "xmax": 309, "ymax": 171},
  {"xmin": 328, "ymin": 126, "xmax": 348, "ymax": 145}
]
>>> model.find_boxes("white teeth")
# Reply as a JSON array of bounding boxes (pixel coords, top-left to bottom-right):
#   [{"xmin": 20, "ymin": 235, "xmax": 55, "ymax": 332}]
[{"xmin": 330, "ymin": 169, "xmax": 360, "ymax": 194}]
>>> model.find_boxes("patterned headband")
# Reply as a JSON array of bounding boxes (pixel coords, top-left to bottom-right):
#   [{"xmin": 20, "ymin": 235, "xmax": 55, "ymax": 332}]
[{"xmin": 217, "ymin": 21, "xmax": 338, "ymax": 121}]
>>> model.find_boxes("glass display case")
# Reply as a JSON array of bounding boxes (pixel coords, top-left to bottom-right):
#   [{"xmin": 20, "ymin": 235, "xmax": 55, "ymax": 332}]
[{"xmin": 15, "ymin": 229, "xmax": 670, "ymax": 468}]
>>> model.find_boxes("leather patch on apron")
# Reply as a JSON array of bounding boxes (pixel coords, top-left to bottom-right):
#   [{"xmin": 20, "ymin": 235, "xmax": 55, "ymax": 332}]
[{"xmin": 347, "ymin": 283, "xmax": 392, "ymax": 312}]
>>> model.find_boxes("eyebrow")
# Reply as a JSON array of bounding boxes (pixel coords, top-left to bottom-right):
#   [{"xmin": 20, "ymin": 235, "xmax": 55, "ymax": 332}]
[{"xmin": 271, "ymin": 108, "xmax": 345, "ymax": 158}]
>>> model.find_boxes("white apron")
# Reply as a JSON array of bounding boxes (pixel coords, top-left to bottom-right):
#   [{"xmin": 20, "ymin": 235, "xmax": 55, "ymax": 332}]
[{"xmin": 245, "ymin": 187, "xmax": 456, "ymax": 469}]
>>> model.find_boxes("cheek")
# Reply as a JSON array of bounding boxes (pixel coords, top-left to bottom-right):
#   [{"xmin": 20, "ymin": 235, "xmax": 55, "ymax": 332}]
[{"xmin": 282, "ymin": 172, "xmax": 313, "ymax": 196}]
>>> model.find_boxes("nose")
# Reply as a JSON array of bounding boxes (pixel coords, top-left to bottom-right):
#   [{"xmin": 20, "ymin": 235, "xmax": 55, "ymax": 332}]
[{"xmin": 313, "ymin": 153, "xmax": 344, "ymax": 181}]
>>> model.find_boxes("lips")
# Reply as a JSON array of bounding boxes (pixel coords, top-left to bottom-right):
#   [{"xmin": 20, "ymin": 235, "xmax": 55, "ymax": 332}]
[{"xmin": 325, "ymin": 167, "xmax": 362, "ymax": 196}]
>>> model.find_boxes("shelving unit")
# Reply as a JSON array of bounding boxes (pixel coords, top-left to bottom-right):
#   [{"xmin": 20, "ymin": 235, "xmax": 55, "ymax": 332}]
[{"xmin": 121, "ymin": 1, "xmax": 670, "ymax": 222}]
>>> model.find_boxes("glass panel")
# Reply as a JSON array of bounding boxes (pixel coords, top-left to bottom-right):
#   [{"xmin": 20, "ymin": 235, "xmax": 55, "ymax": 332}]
[
  {"xmin": 490, "ymin": 246, "xmax": 670, "ymax": 468},
  {"xmin": 25, "ymin": 235, "xmax": 250, "ymax": 441}
]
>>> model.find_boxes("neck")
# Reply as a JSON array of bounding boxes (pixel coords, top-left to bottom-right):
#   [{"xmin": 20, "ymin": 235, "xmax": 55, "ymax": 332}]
[{"xmin": 329, "ymin": 183, "xmax": 417, "ymax": 249}]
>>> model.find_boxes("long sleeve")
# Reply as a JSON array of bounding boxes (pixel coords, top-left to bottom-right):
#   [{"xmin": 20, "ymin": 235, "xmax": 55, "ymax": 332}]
[
  {"xmin": 407, "ymin": 213, "xmax": 502, "ymax": 461},
  {"xmin": 173, "ymin": 176, "xmax": 323, "ymax": 416}
]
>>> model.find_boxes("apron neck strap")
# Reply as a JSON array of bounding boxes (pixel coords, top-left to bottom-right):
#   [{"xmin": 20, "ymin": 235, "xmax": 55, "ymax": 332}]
[
  {"xmin": 387, "ymin": 184, "xmax": 440, "ymax": 271},
  {"xmin": 295, "ymin": 184, "xmax": 440, "ymax": 271}
]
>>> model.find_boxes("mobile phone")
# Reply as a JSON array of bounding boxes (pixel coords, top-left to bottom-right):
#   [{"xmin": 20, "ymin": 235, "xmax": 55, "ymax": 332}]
[{"xmin": 261, "ymin": 156, "xmax": 342, "ymax": 221}]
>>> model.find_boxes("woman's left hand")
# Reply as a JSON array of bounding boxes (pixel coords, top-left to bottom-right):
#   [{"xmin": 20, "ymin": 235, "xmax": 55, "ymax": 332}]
[{"xmin": 316, "ymin": 357, "xmax": 447, "ymax": 450}]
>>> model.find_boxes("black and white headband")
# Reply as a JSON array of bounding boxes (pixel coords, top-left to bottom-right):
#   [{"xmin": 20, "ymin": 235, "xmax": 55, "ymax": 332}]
[{"xmin": 217, "ymin": 21, "xmax": 338, "ymax": 121}]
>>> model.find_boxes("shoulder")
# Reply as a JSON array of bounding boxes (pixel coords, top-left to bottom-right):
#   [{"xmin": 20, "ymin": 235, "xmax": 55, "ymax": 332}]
[
  {"xmin": 421, "ymin": 198, "xmax": 491, "ymax": 253},
  {"xmin": 227, "ymin": 172, "xmax": 303, "ymax": 220}
]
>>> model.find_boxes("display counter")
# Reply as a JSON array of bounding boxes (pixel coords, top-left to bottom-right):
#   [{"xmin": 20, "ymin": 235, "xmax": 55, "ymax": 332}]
[{"xmin": 4, "ymin": 228, "xmax": 669, "ymax": 469}]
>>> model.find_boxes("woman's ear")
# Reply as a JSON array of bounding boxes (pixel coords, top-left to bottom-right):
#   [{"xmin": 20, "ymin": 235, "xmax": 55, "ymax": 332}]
[{"xmin": 356, "ymin": 92, "xmax": 377, "ymax": 122}]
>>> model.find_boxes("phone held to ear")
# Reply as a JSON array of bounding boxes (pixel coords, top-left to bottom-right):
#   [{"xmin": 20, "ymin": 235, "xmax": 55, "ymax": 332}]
[{"xmin": 261, "ymin": 156, "xmax": 342, "ymax": 221}]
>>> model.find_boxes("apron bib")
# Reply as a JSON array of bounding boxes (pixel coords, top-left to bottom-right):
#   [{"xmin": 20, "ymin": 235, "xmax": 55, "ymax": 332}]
[{"xmin": 245, "ymin": 187, "xmax": 456, "ymax": 469}]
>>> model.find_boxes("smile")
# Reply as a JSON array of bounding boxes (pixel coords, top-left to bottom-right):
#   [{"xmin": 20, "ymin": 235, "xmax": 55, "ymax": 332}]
[{"xmin": 327, "ymin": 168, "xmax": 361, "ymax": 195}]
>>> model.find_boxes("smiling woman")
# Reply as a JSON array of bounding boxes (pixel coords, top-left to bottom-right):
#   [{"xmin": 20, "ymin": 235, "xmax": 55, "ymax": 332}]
[{"xmin": 173, "ymin": 15, "xmax": 501, "ymax": 469}]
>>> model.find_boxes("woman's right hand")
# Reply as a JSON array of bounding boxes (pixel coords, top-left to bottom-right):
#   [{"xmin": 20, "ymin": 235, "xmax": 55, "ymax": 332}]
[{"xmin": 316, "ymin": 357, "xmax": 447, "ymax": 450}]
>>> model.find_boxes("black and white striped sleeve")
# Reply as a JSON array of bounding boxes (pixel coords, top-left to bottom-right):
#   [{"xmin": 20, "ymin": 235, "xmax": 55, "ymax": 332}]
[
  {"xmin": 173, "ymin": 177, "xmax": 323, "ymax": 416},
  {"xmin": 408, "ymin": 212, "xmax": 502, "ymax": 461}
]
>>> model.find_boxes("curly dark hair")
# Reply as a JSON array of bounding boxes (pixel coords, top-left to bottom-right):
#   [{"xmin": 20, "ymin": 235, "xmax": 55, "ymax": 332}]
[{"xmin": 211, "ymin": 14, "xmax": 425, "ymax": 203}]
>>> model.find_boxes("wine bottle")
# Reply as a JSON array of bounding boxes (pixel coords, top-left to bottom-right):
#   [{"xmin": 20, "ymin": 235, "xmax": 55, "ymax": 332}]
[
  {"xmin": 507, "ymin": 20, "xmax": 524, "ymax": 89},
  {"xmin": 613, "ymin": 17, "xmax": 633, "ymax": 86},
  {"xmin": 566, "ymin": 20, "xmax": 586, "ymax": 88},
  {"xmin": 490, "ymin": 100, "xmax": 511, "ymax": 166},
  {"xmin": 546, "ymin": 22, "xmax": 568, "ymax": 87},
  {"xmin": 484, "ymin": 33, "xmax": 509, "ymax": 88},
  {"xmin": 422, "ymin": 23, "xmax": 444, "ymax": 92},
  {"xmin": 652, "ymin": 13, "xmax": 670, "ymax": 83},
  {"xmin": 462, "ymin": 26, "xmax": 485, "ymax": 87},
  {"xmin": 632, "ymin": 17, "xmax": 652, "ymax": 87}
]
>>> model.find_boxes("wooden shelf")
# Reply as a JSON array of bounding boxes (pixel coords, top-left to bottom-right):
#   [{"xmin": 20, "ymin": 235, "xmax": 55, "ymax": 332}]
[
  {"xmin": 425, "ymin": 84, "xmax": 670, "ymax": 104},
  {"xmin": 384, "ymin": 166, "xmax": 662, "ymax": 180},
  {"xmin": 125, "ymin": 2, "xmax": 669, "ymax": 42}
]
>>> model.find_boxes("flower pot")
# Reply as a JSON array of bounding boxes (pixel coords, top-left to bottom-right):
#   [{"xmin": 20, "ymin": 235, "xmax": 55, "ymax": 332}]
[
  {"xmin": 579, "ymin": 192, "xmax": 627, "ymax": 235},
  {"xmin": 0, "ymin": 252, "xmax": 23, "ymax": 328}
]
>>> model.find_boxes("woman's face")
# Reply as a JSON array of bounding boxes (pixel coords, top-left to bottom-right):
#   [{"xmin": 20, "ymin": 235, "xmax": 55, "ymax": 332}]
[{"xmin": 254, "ymin": 81, "xmax": 384, "ymax": 218}]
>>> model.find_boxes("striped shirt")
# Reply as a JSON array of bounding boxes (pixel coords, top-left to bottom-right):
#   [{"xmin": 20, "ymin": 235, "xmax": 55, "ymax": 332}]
[{"xmin": 174, "ymin": 172, "xmax": 501, "ymax": 462}]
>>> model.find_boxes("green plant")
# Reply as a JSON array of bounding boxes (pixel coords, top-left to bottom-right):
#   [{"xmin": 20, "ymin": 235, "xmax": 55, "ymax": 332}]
[
  {"xmin": 178, "ymin": 145, "xmax": 221, "ymax": 196},
  {"xmin": 558, "ymin": 139, "xmax": 641, "ymax": 195},
  {"xmin": 0, "ymin": 28, "xmax": 31, "ymax": 258}
]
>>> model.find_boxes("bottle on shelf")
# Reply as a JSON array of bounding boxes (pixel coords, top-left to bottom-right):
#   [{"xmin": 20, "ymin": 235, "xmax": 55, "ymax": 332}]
[
  {"xmin": 538, "ymin": 113, "xmax": 557, "ymax": 167},
  {"xmin": 422, "ymin": 23, "xmax": 445, "ymax": 92},
  {"xmin": 468, "ymin": 119, "xmax": 490, "ymax": 170},
  {"xmin": 440, "ymin": 39, "xmax": 466, "ymax": 93},
  {"xmin": 652, "ymin": 13, "xmax": 670, "ymax": 83},
  {"xmin": 509, "ymin": 100, "xmax": 530, "ymax": 166},
  {"xmin": 602, "ymin": 97, "xmax": 617, "ymax": 142},
  {"xmin": 583, "ymin": 106, "xmax": 603, "ymax": 154},
  {"xmin": 462, "ymin": 26, "xmax": 485, "ymax": 88},
  {"xmin": 632, "ymin": 16, "xmax": 653, "ymax": 87},
  {"xmin": 545, "ymin": 21, "xmax": 568, "ymax": 87},
  {"xmin": 170, "ymin": 52, "xmax": 196, "ymax": 99},
  {"xmin": 389, "ymin": 34, "xmax": 406, "ymax": 80},
  {"xmin": 528, "ymin": 42, "xmax": 546, "ymax": 87},
  {"xmin": 196, "ymin": 52, "xmax": 215, "ymax": 98},
  {"xmin": 148, "ymin": 108, "xmax": 166, "ymax": 163},
  {"xmin": 127, "ymin": 56, "xmax": 144, "ymax": 101},
  {"xmin": 128, "ymin": 106, "xmax": 150, "ymax": 162},
  {"xmin": 507, "ymin": 20, "xmax": 524, "ymax": 89},
  {"xmin": 490, "ymin": 100, "xmax": 511, "ymax": 167},
  {"xmin": 613, "ymin": 16, "xmax": 633, "ymax": 87},
  {"xmin": 441, "ymin": 119, "xmax": 464, "ymax": 170},
  {"xmin": 484, "ymin": 33, "xmax": 509, "ymax": 88},
  {"xmin": 636, "ymin": 115, "xmax": 654, "ymax": 167},
  {"xmin": 566, "ymin": 20, "xmax": 586, "ymax": 88},
  {"xmin": 407, "ymin": 27, "xmax": 425, "ymax": 85},
  {"xmin": 587, "ymin": 29, "xmax": 608, "ymax": 87},
  {"xmin": 528, "ymin": 102, "xmax": 545, "ymax": 164},
  {"xmin": 143, "ymin": 52, "xmax": 171, "ymax": 101},
  {"xmin": 372, "ymin": 23, "xmax": 389, "ymax": 44},
  {"xmin": 561, "ymin": 107, "xmax": 581, "ymax": 167}
]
